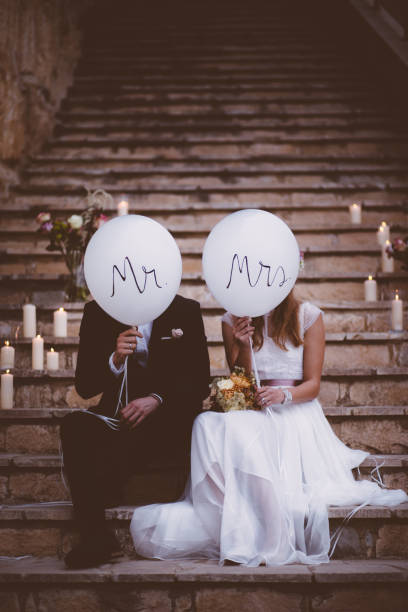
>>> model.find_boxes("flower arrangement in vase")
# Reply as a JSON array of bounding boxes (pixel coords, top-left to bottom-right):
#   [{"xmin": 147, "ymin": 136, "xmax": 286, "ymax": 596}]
[
  {"xmin": 386, "ymin": 237, "xmax": 408, "ymax": 271},
  {"xmin": 36, "ymin": 189, "xmax": 112, "ymax": 301}
]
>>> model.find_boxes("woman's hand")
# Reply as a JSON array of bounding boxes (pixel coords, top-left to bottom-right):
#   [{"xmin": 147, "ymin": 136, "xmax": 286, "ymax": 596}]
[
  {"xmin": 120, "ymin": 396, "xmax": 160, "ymax": 429},
  {"xmin": 255, "ymin": 386, "xmax": 285, "ymax": 408},
  {"xmin": 232, "ymin": 316, "xmax": 255, "ymax": 347},
  {"xmin": 113, "ymin": 327, "xmax": 143, "ymax": 369}
]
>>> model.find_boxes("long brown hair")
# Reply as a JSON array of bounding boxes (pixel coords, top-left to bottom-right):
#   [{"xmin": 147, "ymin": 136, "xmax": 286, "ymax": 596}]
[{"xmin": 252, "ymin": 290, "xmax": 303, "ymax": 352}]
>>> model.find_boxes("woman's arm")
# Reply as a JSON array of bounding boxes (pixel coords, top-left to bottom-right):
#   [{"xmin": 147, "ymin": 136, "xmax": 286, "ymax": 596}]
[
  {"xmin": 222, "ymin": 316, "xmax": 255, "ymax": 374},
  {"xmin": 255, "ymin": 313, "xmax": 325, "ymax": 406}
]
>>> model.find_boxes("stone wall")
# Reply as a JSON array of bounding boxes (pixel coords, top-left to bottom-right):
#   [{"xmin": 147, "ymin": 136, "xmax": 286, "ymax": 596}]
[{"xmin": 0, "ymin": 0, "xmax": 91, "ymax": 194}]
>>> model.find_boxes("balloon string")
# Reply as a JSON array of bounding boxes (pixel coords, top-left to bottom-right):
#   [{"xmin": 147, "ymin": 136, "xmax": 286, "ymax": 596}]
[{"xmin": 249, "ymin": 336, "xmax": 260, "ymax": 388}]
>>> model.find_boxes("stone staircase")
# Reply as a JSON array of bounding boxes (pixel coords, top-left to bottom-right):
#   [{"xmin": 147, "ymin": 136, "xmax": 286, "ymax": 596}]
[{"xmin": 1, "ymin": 0, "xmax": 408, "ymax": 609}]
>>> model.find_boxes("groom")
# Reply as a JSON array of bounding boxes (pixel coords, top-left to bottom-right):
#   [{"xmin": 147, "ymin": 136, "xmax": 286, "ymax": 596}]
[{"xmin": 60, "ymin": 294, "xmax": 210, "ymax": 568}]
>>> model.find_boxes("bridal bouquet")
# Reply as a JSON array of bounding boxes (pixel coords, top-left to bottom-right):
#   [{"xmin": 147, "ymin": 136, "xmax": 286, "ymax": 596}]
[{"xmin": 210, "ymin": 367, "xmax": 259, "ymax": 412}]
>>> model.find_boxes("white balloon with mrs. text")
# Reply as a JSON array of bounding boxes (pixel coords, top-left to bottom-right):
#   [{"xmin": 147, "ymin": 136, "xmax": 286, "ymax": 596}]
[{"xmin": 202, "ymin": 209, "xmax": 300, "ymax": 318}]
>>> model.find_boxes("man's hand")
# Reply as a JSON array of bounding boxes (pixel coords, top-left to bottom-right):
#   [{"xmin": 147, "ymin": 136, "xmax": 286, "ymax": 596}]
[
  {"xmin": 113, "ymin": 327, "xmax": 143, "ymax": 369},
  {"xmin": 120, "ymin": 396, "xmax": 160, "ymax": 429}
]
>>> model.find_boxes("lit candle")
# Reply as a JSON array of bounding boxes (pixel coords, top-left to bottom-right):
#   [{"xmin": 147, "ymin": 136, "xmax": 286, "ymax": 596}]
[
  {"xmin": 391, "ymin": 290, "xmax": 403, "ymax": 331},
  {"xmin": 32, "ymin": 335, "xmax": 44, "ymax": 370},
  {"xmin": 1, "ymin": 370, "xmax": 13, "ymax": 409},
  {"xmin": 1, "ymin": 341, "xmax": 15, "ymax": 369},
  {"xmin": 23, "ymin": 304, "xmax": 36, "ymax": 338},
  {"xmin": 381, "ymin": 240, "xmax": 394, "ymax": 273},
  {"xmin": 53, "ymin": 308, "xmax": 67, "ymax": 337},
  {"xmin": 364, "ymin": 275, "xmax": 377, "ymax": 301},
  {"xmin": 349, "ymin": 203, "xmax": 362, "ymax": 224},
  {"xmin": 377, "ymin": 222, "xmax": 390, "ymax": 245},
  {"xmin": 46, "ymin": 347, "xmax": 59, "ymax": 370},
  {"xmin": 117, "ymin": 200, "xmax": 129, "ymax": 216}
]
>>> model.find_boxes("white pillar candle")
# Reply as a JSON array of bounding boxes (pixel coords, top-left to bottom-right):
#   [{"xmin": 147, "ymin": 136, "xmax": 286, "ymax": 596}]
[
  {"xmin": 349, "ymin": 203, "xmax": 362, "ymax": 224},
  {"xmin": 1, "ymin": 341, "xmax": 15, "ymax": 369},
  {"xmin": 46, "ymin": 347, "xmax": 59, "ymax": 370},
  {"xmin": 54, "ymin": 308, "xmax": 67, "ymax": 337},
  {"xmin": 23, "ymin": 304, "xmax": 36, "ymax": 338},
  {"xmin": 117, "ymin": 200, "xmax": 129, "ymax": 216},
  {"xmin": 381, "ymin": 241, "xmax": 394, "ymax": 273},
  {"xmin": 32, "ymin": 335, "xmax": 44, "ymax": 370},
  {"xmin": 377, "ymin": 222, "xmax": 390, "ymax": 245},
  {"xmin": 391, "ymin": 291, "xmax": 403, "ymax": 331},
  {"xmin": 364, "ymin": 275, "xmax": 377, "ymax": 301},
  {"xmin": 1, "ymin": 370, "xmax": 13, "ymax": 409}
]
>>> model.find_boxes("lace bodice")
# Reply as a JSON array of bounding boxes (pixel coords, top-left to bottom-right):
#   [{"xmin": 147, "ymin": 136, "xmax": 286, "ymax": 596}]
[{"xmin": 221, "ymin": 302, "xmax": 323, "ymax": 381}]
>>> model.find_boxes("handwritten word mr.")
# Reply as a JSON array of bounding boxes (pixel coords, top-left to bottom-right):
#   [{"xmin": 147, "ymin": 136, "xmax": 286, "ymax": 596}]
[
  {"xmin": 226, "ymin": 254, "xmax": 290, "ymax": 289},
  {"xmin": 111, "ymin": 256, "xmax": 162, "ymax": 297}
]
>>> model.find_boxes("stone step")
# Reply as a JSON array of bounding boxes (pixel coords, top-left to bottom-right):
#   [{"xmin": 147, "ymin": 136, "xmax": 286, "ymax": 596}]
[
  {"xmin": 0, "ymin": 558, "xmax": 407, "ymax": 611},
  {"xmin": 26, "ymin": 159, "xmax": 408, "ymax": 174},
  {"xmin": 1, "ymin": 405, "xmax": 406, "ymax": 455},
  {"xmin": 6, "ymin": 196, "xmax": 408, "ymax": 224},
  {"xmin": 1, "ymin": 273, "xmax": 407, "ymax": 306},
  {"xmin": 3, "ymin": 331, "xmax": 406, "ymax": 372},
  {"xmin": 19, "ymin": 173, "xmax": 408, "ymax": 192},
  {"xmin": 38, "ymin": 140, "xmax": 408, "ymax": 160},
  {"xmin": 6, "ymin": 368, "xmax": 408, "ymax": 410},
  {"xmin": 63, "ymin": 90, "xmax": 381, "ymax": 109},
  {"xmin": 0, "ymin": 247, "xmax": 396, "ymax": 277},
  {"xmin": 1, "ymin": 300, "xmax": 405, "ymax": 339},
  {"xmin": 0, "ymin": 501, "xmax": 407, "ymax": 559},
  {"xmin": 0, "ymin": 451, "xmax": 406, "ymax": 505},
  {"xmin": 2, "ymin": 225, "xmax": 404, "ymax": 251},
  {"xmin": 51, "ymin": 127, "xmax": 408, "ymax": 143}
]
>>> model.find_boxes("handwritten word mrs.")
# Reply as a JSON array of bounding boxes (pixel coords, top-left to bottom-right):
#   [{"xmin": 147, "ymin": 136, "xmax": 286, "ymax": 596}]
[{"xmin": 226, "ymin": 254, "xmax": 290, "ymax": 289}]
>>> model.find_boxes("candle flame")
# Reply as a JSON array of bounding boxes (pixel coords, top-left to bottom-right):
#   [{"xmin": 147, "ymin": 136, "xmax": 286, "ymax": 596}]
[
  {"xmin": 368, "ymin": 275, "xmax": 373, "ymax": 281},
  {"xmin": 381, "ymin": 221, "xmax": 387, "ymax": 227},
  {"xmin": 385, "ymin": 240, "xmax": 391, "ymax": 246},
  {"xmin": 58, "ymin": 307, "xmax": 64, "ymax": 312},
  {"xmin": 51, "ymin": 347, "xmax": 54, "ymax": 352},
  {"xmin": 351, "ymin": 203, "xmax": 359, "ymax": 208},
  {"xmin": 5, "ymin": 340, "xmax": 9, "ymax": 346},
  {"xmin": 36, "ymin": 334, "xmax": 41, "ymax": 338},
  {"xmin": 6, "ymin": 370, "xmax": 9, "ymax": 374},
  {"xmin": 395, "ymin": 290, "xmax": 399, "ymax": 301},
  {"xmin": 379, "ymin": 226, "xmax": 384, "ymax": 233}
]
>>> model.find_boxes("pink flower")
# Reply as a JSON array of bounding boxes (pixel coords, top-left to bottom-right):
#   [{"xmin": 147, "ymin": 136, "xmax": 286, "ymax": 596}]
[
  {"xmin": 95, "ymin": 214, "xmax": 108, "ymax": 229},
  {"xmin": 41, "ymin": 221, "xmax": 53, "ymax": 232},
  {"xmin": 394, "ymin": 239, "xmax": 406, "ymax": 252},
  {"xmin": 36, "ymin": 212, "xmax": 51, "ymax": 224}
]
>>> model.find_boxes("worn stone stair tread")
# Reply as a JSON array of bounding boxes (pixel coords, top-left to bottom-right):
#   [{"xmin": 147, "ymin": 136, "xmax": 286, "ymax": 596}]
[
  {"xmin": 9, "ymin": 367, "xmax": 408, "ymax": 379},
  {"xmin": 0, "ymin": 245, "xmax": 389, "ymax": 258},
  {"xmin": 2, "ymin": 300, "xmax": 406, "ymax": 313},
  {"xmin": 2, "ymin": 271, "xmax": 407, "ymax": 282},
  {"xmin": 1, "ymin": 405, "xmax": 407, "ymax": 419},
  {"xmin": 0, "ymin": 501, "xmax": 407, "ymax": 522},
  {"xmin": 0, "ymin": 557, "xmax": 407, "ymax": 584},
  {"xmin": 0, "ymin": 453, "xmax": 405, "ymax": 470},
  {"xmin": 4, "ymin": 331, "xmax": 407, "ymax": 347}
]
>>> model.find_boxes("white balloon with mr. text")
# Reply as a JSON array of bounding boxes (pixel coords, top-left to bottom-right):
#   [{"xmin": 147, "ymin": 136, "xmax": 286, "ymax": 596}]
[
  {"xmin": 84, "ymin": 215, "xmax": 182, "ymax": 326},
  {"xmin": 202, "ymin": 209, "xmax": 300, "ymax": 317}
]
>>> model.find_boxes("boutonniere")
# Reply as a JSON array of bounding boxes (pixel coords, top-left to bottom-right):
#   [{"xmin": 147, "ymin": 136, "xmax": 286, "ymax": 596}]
[{"xmin": 161, "ymin": 328, "xmax": 184, "ymax": 340}]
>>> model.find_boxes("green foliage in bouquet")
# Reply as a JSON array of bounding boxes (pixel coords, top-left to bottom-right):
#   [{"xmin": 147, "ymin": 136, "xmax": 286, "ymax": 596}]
[{"xmin": 210, "ymin": 367, "xmax": 259, "ymax": 412}]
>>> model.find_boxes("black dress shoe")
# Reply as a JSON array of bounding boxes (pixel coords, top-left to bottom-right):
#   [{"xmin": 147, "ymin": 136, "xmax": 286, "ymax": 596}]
[{"xmin": 64, "ymin": 532, "xmax": 122, "ymax": 569}]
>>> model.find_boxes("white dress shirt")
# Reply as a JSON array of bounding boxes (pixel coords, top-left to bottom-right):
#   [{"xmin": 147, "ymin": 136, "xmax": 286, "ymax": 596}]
[{"xmin": 108, "ymin": 322, "xmax": 163, "ymax": 404}]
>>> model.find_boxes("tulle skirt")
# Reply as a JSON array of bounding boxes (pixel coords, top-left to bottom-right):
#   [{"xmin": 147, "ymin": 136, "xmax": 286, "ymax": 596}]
[{"xmin": 130, "ymin": 399, "xmax": 408, "ymax": 566}]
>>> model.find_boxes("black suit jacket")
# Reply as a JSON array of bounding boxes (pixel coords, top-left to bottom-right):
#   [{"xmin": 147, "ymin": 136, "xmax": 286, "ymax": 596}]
[{"xmin": 75, "ymin": 295, "xmax": 211, "ymax": 422}]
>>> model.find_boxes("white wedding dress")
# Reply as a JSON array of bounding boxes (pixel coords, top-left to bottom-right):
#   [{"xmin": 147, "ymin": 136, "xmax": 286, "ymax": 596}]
[{"xmin": 130, "ymin": 302, "xmax": 408, "ymax": 566}]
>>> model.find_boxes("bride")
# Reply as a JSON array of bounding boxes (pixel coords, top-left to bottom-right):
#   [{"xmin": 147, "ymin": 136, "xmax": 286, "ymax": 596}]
[{"xmin": 130, "ymin": 290, "xmax": 407, "ymax": 566}]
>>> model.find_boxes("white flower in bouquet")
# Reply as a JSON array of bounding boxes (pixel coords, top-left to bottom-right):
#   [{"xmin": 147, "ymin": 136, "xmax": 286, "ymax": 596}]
[
  {"xmin": 217, "ymin": 378, "xmax": 234, "ymax": 390},
  {"xmin": 68, "ymin": 214, "xmax": 83, "ymax": 230},
  {"xmin": 36, "ymin": 212, "xmax": 51, "ymax": 224}
]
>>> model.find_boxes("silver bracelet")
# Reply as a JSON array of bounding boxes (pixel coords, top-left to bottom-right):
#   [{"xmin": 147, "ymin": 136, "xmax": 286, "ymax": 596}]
[{"xmin": 281, "ymin": 388, "xmax": 293, "ymax": 405}]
